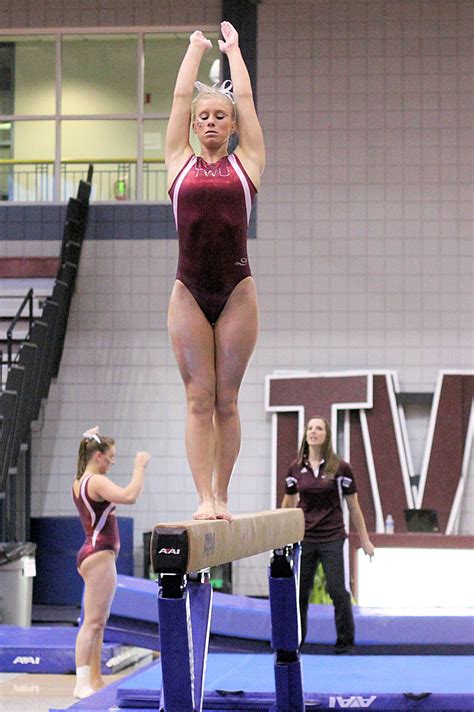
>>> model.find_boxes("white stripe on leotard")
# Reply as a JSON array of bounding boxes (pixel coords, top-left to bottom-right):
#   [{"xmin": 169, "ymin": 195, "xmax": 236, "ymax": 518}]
[
  {"xmin": 228, "ymin": 153, "xmax": 252, "ymax": 224},
  {"xmin": 80, "ymin": 475, "xmax": 96, "ymax": 528},
  {"xmin": 172, "ymin": 155, "xmax": 197, "ymax": 228},
  {"xmin": 91, "ymin": 502, "xmax": 115, "ymax": 548}
]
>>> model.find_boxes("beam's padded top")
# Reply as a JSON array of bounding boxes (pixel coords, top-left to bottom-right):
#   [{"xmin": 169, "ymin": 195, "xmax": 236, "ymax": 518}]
[{"xmin": 151, "ymin": 509, "xmax": 304, "ymax": 574}]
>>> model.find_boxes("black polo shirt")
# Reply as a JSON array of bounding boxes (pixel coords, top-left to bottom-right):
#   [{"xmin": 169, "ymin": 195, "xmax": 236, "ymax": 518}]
[{"xmin": 286, "ymin": 459, "xmax": 357, "ymax": 543}]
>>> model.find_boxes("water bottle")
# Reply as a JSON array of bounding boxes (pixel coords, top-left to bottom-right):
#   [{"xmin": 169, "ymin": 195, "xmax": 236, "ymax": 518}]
[{"xmin": 385, "ymin": 514, "xmax": 394, "ymax": 534}]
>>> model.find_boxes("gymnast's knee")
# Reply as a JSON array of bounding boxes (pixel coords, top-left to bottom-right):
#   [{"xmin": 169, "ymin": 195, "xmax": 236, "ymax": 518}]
[
  {"xmin": 81, "ymin": 618, "xmax": 106, "ymax": 637},
  {"xmin": 214, "ymin": 391, "xmax": 239, "ymax": 420},
  {"xmin": 186, "ymin": 388, "xmax": 216, "ymax": 419}
]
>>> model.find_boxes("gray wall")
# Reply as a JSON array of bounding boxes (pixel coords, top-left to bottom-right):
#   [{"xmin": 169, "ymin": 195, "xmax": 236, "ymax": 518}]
[{"xmin": 1, "ymin": 0, "xmax": 472, "ymax": 594}]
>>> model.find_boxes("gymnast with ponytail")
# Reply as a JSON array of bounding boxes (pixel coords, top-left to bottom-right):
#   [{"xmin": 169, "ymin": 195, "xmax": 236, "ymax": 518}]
[{"xmin": 72, "ymin": 426, "xmax": 150, "ymax": 699}]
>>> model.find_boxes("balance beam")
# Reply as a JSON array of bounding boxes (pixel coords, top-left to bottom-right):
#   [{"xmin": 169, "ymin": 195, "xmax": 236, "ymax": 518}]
[{"xmin": 151, "ymin": 508, "xmax": 304, "ymax": 575}]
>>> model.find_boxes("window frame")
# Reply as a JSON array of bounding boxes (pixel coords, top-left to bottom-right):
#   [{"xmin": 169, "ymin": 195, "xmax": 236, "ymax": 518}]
[{"xmin": 0, "ymin": 26, "xmax": 218, "ymax": 202}]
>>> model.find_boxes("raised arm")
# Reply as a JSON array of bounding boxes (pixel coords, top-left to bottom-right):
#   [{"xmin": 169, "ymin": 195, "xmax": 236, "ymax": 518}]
[
  {"xmin": 219, "ymin": 21, "xmax": 265, "ymax": 181},
  {"xmin": 89, "ymin": 451, "xmax": 151, "ymax": 505},
  {"xmin": 165, "ymin": 31, "xmax": 212, "ymax": 184}
]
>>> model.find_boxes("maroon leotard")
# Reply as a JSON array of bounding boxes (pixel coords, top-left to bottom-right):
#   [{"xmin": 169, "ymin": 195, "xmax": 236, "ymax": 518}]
[
  {"xmin": 72, "ymin": 474, "xmax": 120, "ymax": 568},
  {"xmin": 169, "ymin": 153, "xmax": 257, "ymax": 325}
]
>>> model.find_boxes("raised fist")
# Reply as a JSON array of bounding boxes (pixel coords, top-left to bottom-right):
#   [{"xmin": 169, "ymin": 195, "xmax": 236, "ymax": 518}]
[{"xmin": 135, "ymin": 451, "xmax": 151, "ymax": 468}]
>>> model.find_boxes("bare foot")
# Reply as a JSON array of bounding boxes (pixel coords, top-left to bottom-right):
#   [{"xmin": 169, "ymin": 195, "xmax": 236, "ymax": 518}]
[
  {"xmin": 92, "ymin": 679, "xmax": 106, "ymax": 691},
  {"xmin": 193, "ymin": 498, "xmax": 216, "ymax": 520},
  {"xmin": 215, "ymin": 497, "xmax": 232, "ymax": 521}
]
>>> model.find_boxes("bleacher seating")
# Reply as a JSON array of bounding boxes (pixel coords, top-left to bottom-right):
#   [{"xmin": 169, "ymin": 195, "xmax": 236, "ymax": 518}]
[
  {"xmin": 0, "ymin": 282, "xmax": 53, "ymax": 385},
  {"xmin": 0, "ymin": 166, "xmax": 93, "ymax": 541}
]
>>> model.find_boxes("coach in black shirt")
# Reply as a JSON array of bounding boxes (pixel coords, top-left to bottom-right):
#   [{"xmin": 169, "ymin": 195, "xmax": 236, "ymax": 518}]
[{"xmin": 282, "ymin": 415, "xmax": 374, "ymax": 654}]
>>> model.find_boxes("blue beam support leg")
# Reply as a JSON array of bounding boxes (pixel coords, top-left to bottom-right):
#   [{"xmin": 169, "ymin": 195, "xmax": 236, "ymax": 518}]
[
  {"xmin": 157, "ymin": 572, "xmax": 212, "ymax": 712},
  {"xmin": 188, "ymin": 575, "xmax": 213, "ymax": 708},
  {"xmin": 269, "ymin": 544, "xmax": 305, "ymax": 712}
]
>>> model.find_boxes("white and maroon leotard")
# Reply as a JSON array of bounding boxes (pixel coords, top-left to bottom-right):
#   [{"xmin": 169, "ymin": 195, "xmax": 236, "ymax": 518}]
[
  {"xmin": 73, "ymin": 474, "xmax": 120, "ymax": 568},
  {"xmin": 169, "ymin": 153, "xmax": 257, "ymax": 325}
]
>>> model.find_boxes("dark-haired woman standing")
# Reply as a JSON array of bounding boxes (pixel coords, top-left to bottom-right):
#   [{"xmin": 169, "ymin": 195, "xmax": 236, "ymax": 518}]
[
  {"xmin": 72, "ymin": 426, "xmax": 150, "ymax": 698},
  {"xmin": 282, "ymin": 416, "xmax": 374, "ymax": 654}
]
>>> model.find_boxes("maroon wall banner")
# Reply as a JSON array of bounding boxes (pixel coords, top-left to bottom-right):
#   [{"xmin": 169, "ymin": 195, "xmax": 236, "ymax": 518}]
[
  {"xmin": 416, "ymin": 373, "xmax": 474, "ymax": 532},
  {"xmin": 266, "ymin": 370, "xmax": 473, "ymax": 533}
]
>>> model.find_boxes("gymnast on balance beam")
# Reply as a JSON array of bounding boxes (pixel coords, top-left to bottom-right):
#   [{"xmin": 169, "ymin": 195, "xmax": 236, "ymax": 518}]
[{"xmin": 166, "ymin": 21, "xmax": 265, "ymax": 522}]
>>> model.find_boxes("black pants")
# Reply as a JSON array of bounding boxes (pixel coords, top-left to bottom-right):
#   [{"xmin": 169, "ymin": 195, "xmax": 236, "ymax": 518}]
[{"xmin": 299, "ymin": 538, "xmax": 354, "ymax": 649}]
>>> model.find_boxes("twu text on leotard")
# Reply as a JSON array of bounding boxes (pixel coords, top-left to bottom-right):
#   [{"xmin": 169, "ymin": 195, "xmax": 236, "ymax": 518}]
[{"xmin": 169, "ymin": 153, "xmax": 257, "ymax": 325}]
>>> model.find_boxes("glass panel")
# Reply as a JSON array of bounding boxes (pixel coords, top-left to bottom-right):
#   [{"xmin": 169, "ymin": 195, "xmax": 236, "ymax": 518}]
[
  {"xmin": 62, "ymin": 34, "xmax": 138, "ymax": 115},
  {"xmin": 144, "ymin": 33, "xmax": 221, "ymax": 115},
  {"xmin": 61, "ymin": 119, "xmax": 136, "ymax": 201},
  {"xmin": 0, "ymin": 121, "xmax": 12, "ymax": 159},
  {"xmin": 1, "ymin": 120, "xmax": 55, "ymax": 201},
  {"xmin": 0, "ymin": 36, "xmax": 56, "ymax": 115},
  {"xmin": 0, "ymin": 43, "xmax": 15, "ymax": 115},
  {"xmin": 144, "ymin": 119, "xmax": 167, "ymax": 201}
]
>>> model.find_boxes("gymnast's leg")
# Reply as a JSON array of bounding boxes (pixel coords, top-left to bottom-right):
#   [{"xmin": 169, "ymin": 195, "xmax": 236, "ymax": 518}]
[
  {"xmin": 89, "ymin": 629, "xmax": 105, "ymax": 690},
  {"xmin": 74, "ymin": 550, "xmax": 117, "ymax": 698},
  {"xmin": 213, "ymin": 277, "xmax": 259, "ymax": 519},
  {"xmin": 168, "ymin": 280, "xmax": 217, "ymax": 519}
]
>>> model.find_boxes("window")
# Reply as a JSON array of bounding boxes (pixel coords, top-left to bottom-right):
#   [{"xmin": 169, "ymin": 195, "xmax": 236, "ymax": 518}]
[{"xmin": 0, "ymin": 30, "xmax": 221, "ymax": 203}]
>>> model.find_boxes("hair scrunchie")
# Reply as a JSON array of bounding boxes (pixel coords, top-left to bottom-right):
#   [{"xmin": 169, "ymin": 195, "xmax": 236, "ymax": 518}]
[
  {"xmin": 82, "ymin": 426, "xmax": 101, "ymax": 444},
  {"xmin": 194, "ymin": 79, "xmax": 236, "ymax": 104}
]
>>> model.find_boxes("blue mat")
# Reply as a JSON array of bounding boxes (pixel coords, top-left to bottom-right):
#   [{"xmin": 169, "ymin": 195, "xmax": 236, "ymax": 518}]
[
  {"xmin": 117, "ymin": 654, "xmax": 474, "ymax": 696},
  {"xmin": 0, "ymin": 624, "xmax": 147, "ymax": 674},
  {"xmin": 56, "ymin": 654, "xmax": 474, "ymax": 711},
  {"xmin": 109, "ymin": 575, "xmax": 474, "ymax": 648}
]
